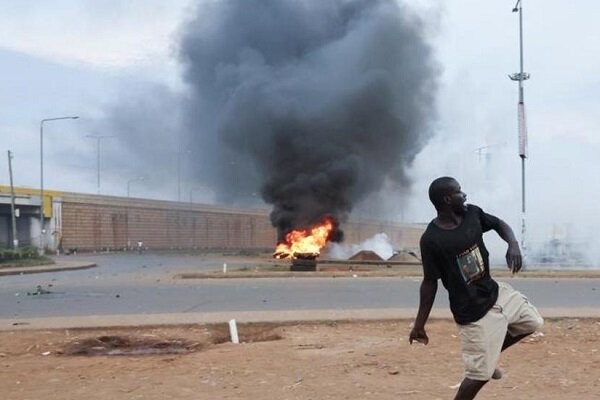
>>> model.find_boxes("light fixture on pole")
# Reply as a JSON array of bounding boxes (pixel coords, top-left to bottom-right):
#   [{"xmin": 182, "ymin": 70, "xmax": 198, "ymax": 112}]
[
  {"xmin": 508, "ymin": 0, "xmax": 529, "ymax": 261},
  {"xmin": 40, "ymin": 115, "xmax": 79, "ymax": 254},
  {"xmin": 127, "ymin": 176, "xmax": 145, "ymax": 197},
  {"xmin": 86, "ymin": 134, "xmax": 114, "ymax": 194}
]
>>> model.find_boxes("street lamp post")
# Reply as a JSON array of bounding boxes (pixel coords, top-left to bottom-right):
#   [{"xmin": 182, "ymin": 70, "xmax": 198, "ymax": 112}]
[
  {"xmin": 40, "ymin": 115, "xmax": 79, "ymax": 254},
  {"xmin": 509, "ymin": 0, "xmax": 530, "ymax": 261},
  {"xmin": 127, "ymin": 176, "xmax": 145, "ymax": 197},
  {"xmin": 7, "ymin": 150, "xmax": 18, "ymax": 249},
  {"xmin": 86, "ymin": 135, "xmax": 114, "ymax": 194}
]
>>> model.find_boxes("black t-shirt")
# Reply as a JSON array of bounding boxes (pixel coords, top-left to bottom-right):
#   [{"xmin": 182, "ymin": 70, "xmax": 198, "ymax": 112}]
[{"xmin": 420, "ymin": 204, "xmax": 500, "ymax": 324}]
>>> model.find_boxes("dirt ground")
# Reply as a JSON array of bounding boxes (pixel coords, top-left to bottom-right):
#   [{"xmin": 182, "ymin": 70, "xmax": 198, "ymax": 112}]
[{"xmin": 1, "ymin": 319, "xmax": 599, "ymax": 400}]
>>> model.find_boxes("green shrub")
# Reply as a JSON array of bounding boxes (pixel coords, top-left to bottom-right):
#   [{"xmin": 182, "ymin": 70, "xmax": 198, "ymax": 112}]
[
  {"xmin": 0, "ymin": 247, "xmax": 41, "ymax": 261},
  {"xmin": 20, "ymin": 246, "xmax": 39, "ymax": 258}
]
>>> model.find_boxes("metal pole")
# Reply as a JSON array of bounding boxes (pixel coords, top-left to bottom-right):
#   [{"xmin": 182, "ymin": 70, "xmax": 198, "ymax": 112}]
[
  {"xmin": 39, "ymin": 116, "xmax": 79, "ymax": 254},
  {"xmin": 522, "ymin": 156, "xmax": 526, "ymax": 244},
  {"xmin": 8, "ymin": 151, "xmax": 18, "ymax": 248},
  {"xmin": 518, "ymin": 3, "xmax": 524, "ymax": 105},
  {"xmin": 177, "ymin": 151, "xmax": 181, "ymax": 202},
  {"xmin": 86, "ymin": 135, "xmax": 113, "ymax": 195},
  {"xmin": 509, "ymin": 0, "xmax": 528, "ymax": 260},
  {"xmin": 96, "ymin": 137, "xmax": 101, "ymax": 194},
  {"xmin": 40, "ymin": 121, "xmax": 44, "ymax": 253},
  {"xmin": 518, "ymin": 2, "xmax": 526, "ymax": 256}
]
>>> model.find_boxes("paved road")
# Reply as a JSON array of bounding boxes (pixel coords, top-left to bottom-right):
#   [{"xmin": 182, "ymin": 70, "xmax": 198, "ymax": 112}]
[{"xmin": 0, "ymin": 254, "xmax": 599, "ymax": 319}]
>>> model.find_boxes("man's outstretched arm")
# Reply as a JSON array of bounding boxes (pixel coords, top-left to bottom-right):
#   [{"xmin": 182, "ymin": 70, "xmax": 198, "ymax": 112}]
[
  {"xmin": 494, "ymin": 219, "xmax": 522, "ymax": 273},
  {"xmin": 409, "ymin": 278, "xmax": 438, "ymax": 345}
]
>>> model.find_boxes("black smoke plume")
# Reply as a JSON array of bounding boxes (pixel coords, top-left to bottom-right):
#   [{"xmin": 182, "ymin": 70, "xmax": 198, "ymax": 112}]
[{"xmin": 179, "ymin": 0, "xmax": 438, "ymax": 241}]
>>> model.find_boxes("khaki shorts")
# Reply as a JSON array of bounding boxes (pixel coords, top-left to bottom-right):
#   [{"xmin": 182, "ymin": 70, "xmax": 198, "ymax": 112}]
[{"xmin": 457, "ymin": 282, "xmax": 544, "ymax": 381}]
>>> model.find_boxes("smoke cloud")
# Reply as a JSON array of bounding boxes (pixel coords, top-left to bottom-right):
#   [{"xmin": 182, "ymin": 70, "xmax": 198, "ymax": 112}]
[
  {"xmin": 326, "ymin": 232, "xmax": 395, "ymax": 260},
  {"xmin": 179, "ymin": 0, "xmax": 439, "ymax": 240}
]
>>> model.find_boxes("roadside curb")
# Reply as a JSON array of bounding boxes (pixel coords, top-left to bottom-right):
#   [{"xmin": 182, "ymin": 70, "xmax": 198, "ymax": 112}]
[
  {"xmin": 174, "ymin": 270, "xmax": 600, "ymax": 279},
  {"xmin": 0, "ymin": 262, "xmax": 97, "ymax": 276},
  {"xmin": 1, "ymin": 307, "xmax": 598, "ymax": 331}
]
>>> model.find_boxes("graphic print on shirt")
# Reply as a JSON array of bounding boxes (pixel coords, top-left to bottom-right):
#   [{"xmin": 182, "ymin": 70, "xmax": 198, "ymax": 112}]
[{"xmin": 456, "ymin": 244, "xmax": 485, "ymax": 284}]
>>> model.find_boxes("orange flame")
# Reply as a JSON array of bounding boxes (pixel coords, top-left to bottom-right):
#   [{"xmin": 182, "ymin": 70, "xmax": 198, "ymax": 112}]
[{"xmin": 273, "ymin": 218, "xmax": 335, "ymax": 259}]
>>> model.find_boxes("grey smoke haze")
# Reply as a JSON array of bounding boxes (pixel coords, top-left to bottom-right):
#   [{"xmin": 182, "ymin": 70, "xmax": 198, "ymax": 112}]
[{"xmin": 179, "ymin": 0, "xmax": 439, "ymax": 239}]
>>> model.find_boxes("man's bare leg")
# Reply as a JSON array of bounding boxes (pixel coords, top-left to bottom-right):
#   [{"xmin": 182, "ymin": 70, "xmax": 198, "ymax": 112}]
[
  {"xmin": 454, "ymin": 378, "xmax": 487, "ymax": 400},
  {"xmin": 502, "ymin": 332, "xmax": 531, "ymax": 351}
]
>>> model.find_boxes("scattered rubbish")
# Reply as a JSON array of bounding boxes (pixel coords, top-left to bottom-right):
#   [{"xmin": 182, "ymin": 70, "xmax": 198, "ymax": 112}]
[
  {"xmin": 530, "ymin": 332, "xmax": 545, "ymax": 338},
  {"xmin": 27, "ymin": 285, "xmax": 53, "ymax": 296},
  {"xmin": 388, "ymin": 370, "xmax": 400, "ymax": 375},
  {"xmin": 41, "ymin": 351, "xmax": 51, "ymax": 356},
  {"xmin": 12, "ymin": 322, "xmax": 29, "ymax": 326},
  {"xmin": 295, "ymin": 344, "xmax": 325, "ymax": 350},
  {"xmin": 285, "ymin": 375, "xmax": 304, "ymax": 389}
]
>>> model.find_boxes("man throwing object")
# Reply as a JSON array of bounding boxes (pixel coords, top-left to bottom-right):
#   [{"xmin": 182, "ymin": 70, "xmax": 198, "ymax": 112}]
[{"xmin": 409, "ymin": 177, "xmax": 543, "ymax": 400}]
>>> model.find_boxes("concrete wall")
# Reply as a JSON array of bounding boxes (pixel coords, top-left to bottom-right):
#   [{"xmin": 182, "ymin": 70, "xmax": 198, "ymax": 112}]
[
  {"xmin": 0, "ymin": 187, "xmax": 424, "ymax": 252},
  {"xmin": 60, "ymin": 196, "xmax": 275, "ymax": 251},
  {"xmin": 58, "ymin": 193, "xmax": 424, "ymax": 252}
]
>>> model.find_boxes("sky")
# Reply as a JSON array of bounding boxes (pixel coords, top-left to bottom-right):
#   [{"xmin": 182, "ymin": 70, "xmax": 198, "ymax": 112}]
[{"xmin": 1, "ymin": 0, "xmax": 599, "ymax": 264}]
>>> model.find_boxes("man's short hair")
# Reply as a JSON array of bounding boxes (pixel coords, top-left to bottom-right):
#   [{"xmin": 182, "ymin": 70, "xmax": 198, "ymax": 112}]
[{"xmin": 428, "ymin": 176, "xmax": 457, "ymax": 209}]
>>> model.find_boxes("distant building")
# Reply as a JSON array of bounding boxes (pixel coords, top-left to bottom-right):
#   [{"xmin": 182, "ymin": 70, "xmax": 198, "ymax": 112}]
[{"xmin": 0, "ymin": 186, "xmax": 424, "ymax": 253}]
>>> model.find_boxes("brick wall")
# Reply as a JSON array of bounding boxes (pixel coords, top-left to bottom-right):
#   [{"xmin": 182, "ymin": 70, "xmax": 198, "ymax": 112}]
[{"xmin": 60, "ymin": 193, "xmax": 424, "ymax": 251}]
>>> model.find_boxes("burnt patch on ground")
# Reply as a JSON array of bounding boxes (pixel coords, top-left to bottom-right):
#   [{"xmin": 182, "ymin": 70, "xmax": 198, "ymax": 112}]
[
  {"xmin": 63, "ymin": 335, "xmax": 202, "ymax": 356},
  {"xmin": 60, "ymin": 324, "xmax": 283, "ymax": 357}
]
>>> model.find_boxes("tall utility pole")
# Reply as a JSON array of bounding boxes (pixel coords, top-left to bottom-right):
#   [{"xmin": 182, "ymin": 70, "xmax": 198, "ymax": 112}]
[
  {"xmin": 40, "ymin": 116, "xmax": 79, "ymax": 253},
  {"xmin": 509, "ymin": 0, "xmax": 530, "ymax": 260},
  {"xmin": 86, "ymin": 135, "xmax": 114, "ymax": 194},
  {"xmin": 7, "ymin": 151, "xmax": 18, "ymax": 248}
]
